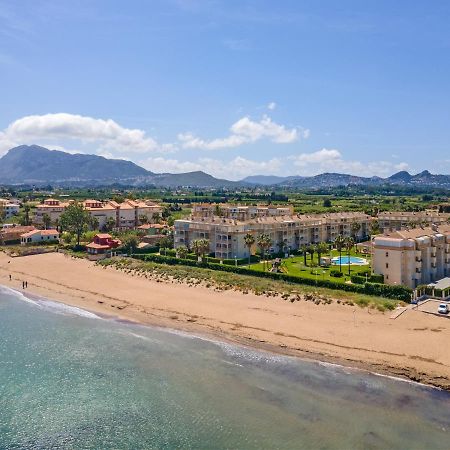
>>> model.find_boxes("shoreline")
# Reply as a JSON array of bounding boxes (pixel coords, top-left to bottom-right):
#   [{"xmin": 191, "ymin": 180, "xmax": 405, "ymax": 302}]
[
  {"xmin": 1, "ymin": 252, "xmax": 450, "ymax": 390},
  {"xmin": 5, "ymin": 284, "xmax": 441, "ymax": 393}
]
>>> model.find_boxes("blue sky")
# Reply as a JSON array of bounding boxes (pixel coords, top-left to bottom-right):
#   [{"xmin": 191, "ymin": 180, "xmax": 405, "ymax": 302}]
[{"xmin": 1, "ymin": 0, "xmax": 449, "ymax": 179}]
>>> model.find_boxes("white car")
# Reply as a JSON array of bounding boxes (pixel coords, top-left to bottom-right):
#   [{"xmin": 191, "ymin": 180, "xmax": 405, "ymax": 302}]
[{"xmin": 438, "ymin": 304, "xmax": 449, "ymax": 315}]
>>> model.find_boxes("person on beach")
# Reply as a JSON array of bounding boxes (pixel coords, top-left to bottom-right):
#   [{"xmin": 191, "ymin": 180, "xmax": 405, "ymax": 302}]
[
  {"xmin": 9, "ymin": 274, "xmax": 11, "ymax": 281},
  {"xmin": 22, "ymin": 281, "xmax": 25, "ymax": 289},
  {"xmin": 25, "ymin": 281, "xmax": 28, "ymax": 288}
]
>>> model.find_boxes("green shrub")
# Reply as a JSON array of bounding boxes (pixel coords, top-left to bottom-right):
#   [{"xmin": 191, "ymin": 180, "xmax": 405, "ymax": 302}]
[
  {"xmin": 330, "ymin": 269, "xmax": 343, "ymax": 278},
  {"xmin": 135, "ymin": 253, "xmax": 412, "ymax": 300}
]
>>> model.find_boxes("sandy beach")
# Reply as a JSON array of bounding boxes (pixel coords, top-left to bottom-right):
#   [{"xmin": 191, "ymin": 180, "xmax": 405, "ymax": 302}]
[{"xmin": 1, "ymin": 251, "xmax": 450, "ymax": 389}]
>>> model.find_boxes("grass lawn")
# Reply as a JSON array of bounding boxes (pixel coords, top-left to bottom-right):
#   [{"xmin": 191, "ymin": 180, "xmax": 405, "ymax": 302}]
[{"xmin": 249, "ymin": 248, "xmax": 371, "ymax": 284}]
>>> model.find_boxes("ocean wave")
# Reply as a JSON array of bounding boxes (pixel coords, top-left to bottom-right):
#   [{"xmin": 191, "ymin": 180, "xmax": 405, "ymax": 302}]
[{"xmin": 0, "ymin": 285, "xmax": 101, "ymax": 319}]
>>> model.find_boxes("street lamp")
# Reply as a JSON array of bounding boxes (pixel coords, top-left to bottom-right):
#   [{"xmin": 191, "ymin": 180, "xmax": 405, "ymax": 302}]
[{"xmin": 234, "ymin": 255, "xmax": 237, "ymax": 267}]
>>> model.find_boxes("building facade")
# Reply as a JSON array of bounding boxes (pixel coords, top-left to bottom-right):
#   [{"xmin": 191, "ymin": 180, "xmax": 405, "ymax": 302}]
[
  {"xmin": 377, "ymin": 211, "xmax": 449, "ymax": 232},
  {"xmin": 33, "ymin": 198, "xmax": 162, "ymax": 229},
  {"xmin": 20, "ymin": 229, "xmax": 60, "ymax": 245},
  {"xmin": 175, "ymin": 211, "xmax": 372, "ymax": 259},
  {"xmin": 0, "ymin": 198, "xmax": 20, "ymax": 219},
  {"xmin": 373, "ymin": 225, "xmax": 450, "ymax": 288}
]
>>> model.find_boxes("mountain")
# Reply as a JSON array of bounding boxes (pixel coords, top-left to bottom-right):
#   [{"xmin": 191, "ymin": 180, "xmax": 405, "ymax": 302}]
[
  {"xmin": 0, "ymin": 145, "xmax": 238, "ymax": 188},
  {"xmin": 242, "ymin": 175, "xmax": 302, "ymax": 185},
  {"xmin": 0, "ymin": 145, "xmax": 150, "ymax": 183},
  {"xmin": 239, "ymin": 171, "xmax": 450, "ymax": 189}
]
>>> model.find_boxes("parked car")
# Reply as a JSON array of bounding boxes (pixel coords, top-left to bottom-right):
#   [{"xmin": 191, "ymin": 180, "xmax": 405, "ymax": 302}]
[{"xmin": 438, "ymin": 303, "xmax": 449, "ymax": 315}]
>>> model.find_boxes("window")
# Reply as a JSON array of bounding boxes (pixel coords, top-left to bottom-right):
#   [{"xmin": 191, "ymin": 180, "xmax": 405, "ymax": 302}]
[
  {"xmin": 385, "ymin": 263, "xmax": 389, "ymax": 269},
  {"xmin": 386, "ymin": 275, "xmax": 389, "ymax": 280}
]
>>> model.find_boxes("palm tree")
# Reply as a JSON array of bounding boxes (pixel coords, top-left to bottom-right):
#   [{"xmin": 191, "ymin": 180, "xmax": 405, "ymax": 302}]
[
  {"xmin": 334, "ymin": 235, "xmax": 345, "ymax": 273},
  {"xmin": 316, "ymin": 242, "xmax": 329, "ymax": 266},
  {"xmin": 191, "ymin": 238, "xmax": 210, "ymax": 261},
  {"xmin": 42, "ymin": 213, "xmax": 51, "ymax": 230},
  {"xmin": 257, "ymin": 233, "xmax": 272, "ymax": 271},
  {"xmin": 307, "ymin": 245, "xmax": 315, "ymax": 265},
  {"xmin": 244, "ymin": 233, "xmax": 255, "ymax": 266},
  {"xmin": 350, "ymin": 222, "xmax": 361, "ymax": 243},
  {"xmin": 300, "ymin": 244, "xmax": 308, "ymax": 266},
  {"xmin": 23, "ymin": 203, "xmax": 31, "ymax": 226},
  {"xmin": 345, "ymin": 236, "xmax": 355, "ymax": 275},
  {"xmin": 176, "ymin": 245, "xmax": 188, "ymax": 259},
  {"xmin": 370, "ymin": 219, "xmax": 380, "ymax": 236}
]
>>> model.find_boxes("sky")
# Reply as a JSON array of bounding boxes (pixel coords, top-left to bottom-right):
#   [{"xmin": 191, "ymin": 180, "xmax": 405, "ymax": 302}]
[{"xmin": 1, "ymin": 0, "xmax": 450, "ymax": 180}]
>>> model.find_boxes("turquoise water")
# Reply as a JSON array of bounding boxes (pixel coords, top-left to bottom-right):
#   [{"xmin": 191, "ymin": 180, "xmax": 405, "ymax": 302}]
[
  {"xmin": 1, "ymin": 286, "xmax": 450, "ymax": 449},
  {"xmin": 332, "ymin": 256, "xmax": 368, "ymax": 265}
]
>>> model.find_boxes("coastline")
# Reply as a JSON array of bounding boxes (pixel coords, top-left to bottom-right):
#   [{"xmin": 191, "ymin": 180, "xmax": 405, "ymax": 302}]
[{"xmin": 1, "ymin": 252, "xmax": 450, "ymax": 390}]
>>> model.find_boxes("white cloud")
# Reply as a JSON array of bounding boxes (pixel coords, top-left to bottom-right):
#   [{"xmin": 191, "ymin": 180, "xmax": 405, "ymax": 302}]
[
  {"xmin": 141, "ymin": 155, "xmax": 283, "ymax": 180},
  {"xmin": 289, "ymin": 148, "xmax": 410, "ymax": 177},
  {"xmin": 267, "ymin": 101, "xmax": 276, "ymax": 110},
  {"xmin": 0, "ymin": 113, "xmax": 174, "ymax": 155},
  {"xmin": 178, "ymin": 115, "xmax": 308, "ymax": 150}
]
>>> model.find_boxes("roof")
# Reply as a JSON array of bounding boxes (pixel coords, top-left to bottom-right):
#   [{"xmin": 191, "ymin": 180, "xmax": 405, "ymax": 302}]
[
  {"xmin": 21, "ymin": 229, "xmax": 59, "ymax": 238},
  {"xmin": 382, "ymin": 224, "xmax": 450, "ymax": 240},
  {"xmin": 95, "ymin": 233, "xmax": 113, "ymax": 239},
  {"xmin": 428, "ymin": 278, "xmax": 450, "ymax": 290},
  {"xmin": 1, "ymin": 226, "xmax": 35, "ymax": 236},
  {"xmin": 86, "ymin": 243, "xmax": 111, "ymax": 249}
]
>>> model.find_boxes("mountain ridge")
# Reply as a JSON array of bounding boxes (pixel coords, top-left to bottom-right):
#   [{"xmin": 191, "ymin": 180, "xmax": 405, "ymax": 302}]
[{"xmin": 0, "ymin": 145, "xmax": 449, "ymax": 188}]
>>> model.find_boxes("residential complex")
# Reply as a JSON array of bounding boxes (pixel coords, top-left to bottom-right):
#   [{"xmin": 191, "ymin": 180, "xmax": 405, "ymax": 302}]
[
  {"xmin": 373, "ymin": 225, "xmax": 450, "ymax": 288},
  {"xmin": 175, "ymin": 209, "xmax": 372, "ymax": 259},
  {"xmin": 0, "ymin": 198, "xmax": 20, "ymax": 219},
  {"xmin": 377, "ymin": 211, "xmax": 449, "ymax": 232},
  {"xmin": 192, "ymin": 203, "xmax": 294, "ymax": 221},
  {"xmin": 33, "ymin": 198, "xmax": 162, "ymax": 229}
]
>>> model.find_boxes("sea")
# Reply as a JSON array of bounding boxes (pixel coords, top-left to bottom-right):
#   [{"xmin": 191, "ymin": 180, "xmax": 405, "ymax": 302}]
[{"xmin": 1, "ymin": 286, "xmax": 449, "ymax": 450}]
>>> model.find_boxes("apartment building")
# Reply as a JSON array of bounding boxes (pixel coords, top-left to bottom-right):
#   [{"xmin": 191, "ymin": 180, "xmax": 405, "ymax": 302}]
[
  {"xmin": 0, "ymin": 198, "xmax": 20, "ymax": 219},
  {"xmin": 192, "ymin": 203, "xmax": 294, "ymax": 221},
  {"xmin": 377, "ymin": 211, "xmax": 449, "ymax": 232},
  {"xmin": 33, "ymin": 198, "xmax": 162, "ymax": 229},
  {"xmin": 373, "ymin": 225, "xmax": 450, "ymax": 288},
  {"xmin": 175, "ymin": 212, "xmax": 371, "ymax": 259}
]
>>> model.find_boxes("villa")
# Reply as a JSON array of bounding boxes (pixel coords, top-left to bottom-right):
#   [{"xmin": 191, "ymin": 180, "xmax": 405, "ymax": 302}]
[
  {"xmin": 86, "ymin": 233, "xmax": 122, "ymax": 260},
  {"xmin": 0, "ymin": 198, "xmax": 20, "ymax": 219},
  {"xmin": 20, "ymin": 229, "xmax": 60, "ymax": 245}
]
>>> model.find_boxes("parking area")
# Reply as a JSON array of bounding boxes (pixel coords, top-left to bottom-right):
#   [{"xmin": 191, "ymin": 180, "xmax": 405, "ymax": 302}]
[{"xmin": 416, "ymin": 299, "xmax": 450, "ymax": 319}]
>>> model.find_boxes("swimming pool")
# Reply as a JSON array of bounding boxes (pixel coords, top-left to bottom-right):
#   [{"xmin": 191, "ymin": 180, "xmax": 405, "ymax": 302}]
[{"xmin": 331, "ymin": 256, "xmax": 368, "ymax": 265}]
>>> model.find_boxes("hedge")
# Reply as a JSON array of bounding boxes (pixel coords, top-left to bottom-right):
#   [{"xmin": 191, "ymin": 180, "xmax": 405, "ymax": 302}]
[
  {"xmin": 351, "ymin": 273, "xmax": 384, "ymax": 284},
  {"xmin": 133, "ymin": 253, "xmax": 412, "ymax": 301},
  {"xmin": 158, "ymin": 248, "xmax": 259, "ymax": 265}
]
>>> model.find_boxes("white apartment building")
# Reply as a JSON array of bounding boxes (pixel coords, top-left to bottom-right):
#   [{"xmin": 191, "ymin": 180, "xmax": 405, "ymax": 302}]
[
  {"xmin": 175, "ymin": 212, "xmax": 372, "ymax": 259},
  {"xmin": 0, "ymin": 198, "xmax": 20, "ymax": 219},
  {"xmin": 33, "ymin": 198, "xmax": 162, "ymax": 229},
  {"xmin": 377, "ymin": 211, "xmax": 449, "ymax": 232},
  {"xmin": 373, "ymin": 225, "xmax": 450, "ymax": 288}
]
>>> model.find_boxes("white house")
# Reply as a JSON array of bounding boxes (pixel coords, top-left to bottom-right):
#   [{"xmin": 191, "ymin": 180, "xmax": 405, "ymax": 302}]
[{"xmin": 20, "ymin": 229, "xmax": 60, "ymax": 245}]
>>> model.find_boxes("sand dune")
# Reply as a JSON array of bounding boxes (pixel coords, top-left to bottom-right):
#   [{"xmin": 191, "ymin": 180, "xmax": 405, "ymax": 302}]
[{"xmin": 1, "ymin": 252, "xmax": 449, "ymax": 389}]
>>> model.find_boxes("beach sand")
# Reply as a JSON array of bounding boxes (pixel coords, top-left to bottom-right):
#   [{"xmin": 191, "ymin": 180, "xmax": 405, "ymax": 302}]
[{"xmin": 1, "ymin": 252, "xmax": 450, "ymax": 389}]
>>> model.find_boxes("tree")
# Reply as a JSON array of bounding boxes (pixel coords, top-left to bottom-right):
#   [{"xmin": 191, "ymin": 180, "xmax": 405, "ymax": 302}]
[
  {"xmin": 104, "ymin": 217, "xmax": 116, "ymax": 232},
  {"xmin": 176, "ymin": 245, "xmax": 188, "ymax": 259},
  {"xmin": 323, "ymin": 198, "xmax": 332, "ymax": 208},
  {"xmin": 350, "ymin": 221, "xmax": 361, "ymax": 242},
  {"xmin": 244, "ymin": 233, "xmax": 255, "ymax": 266},
  {"xmin": 191, "ymin": 238, "xmax": 210, "ymax": 261},
  {"xmin": 159, "ymin": 236, "xmax": 174, "ymax": 250},
  {"xmin": 89, "ymin": 215, "xmax": 100, "ymax": 231},
  {"xmin": 139, "ymin": 214, "xmax": 149, "ymax": 225},
  {"xmin": 316, "ymin": 242, "xmax": 329, "ymax": 266},
  {"xmin": 344, "ymin": 236, "xmax": 355, "ymax": 275},
  {"xmin": 42, "ymin": 213, "xmax": 51, "ymax": 230},
  {"xmin": 370, "ymin": 220, "xmax": 380, "ymax": 236},
  {"xmin": 59, "ymin": 202, "xmax": 91, "ymax": 247},
  {"xmin": 300, "ymin": 244, "xmax": 308, "ymax": 266},
  {"xmin": 23, "ymin": 203, "xmax": 31, "ymax": 226},
  {"xmin": 257, "ymin": 234, "xmax": 272, "ymax": 271},
  {"xmin": 307, "ymin": 245, "xmax": 315, "ymax": 265},
  {"xmin": 334, "ymin": 235, "xmax": 345, "ymax": 273},
  {"xmin": 122, "ymin": 234, "xmax": 139, "ymax": 255}
]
